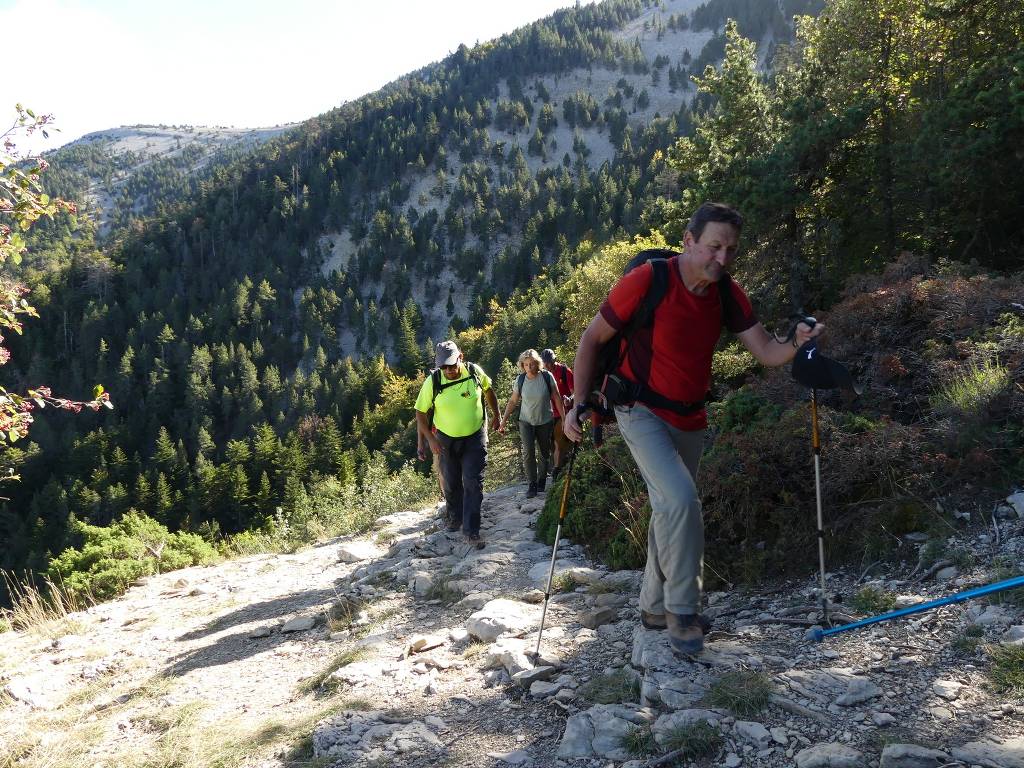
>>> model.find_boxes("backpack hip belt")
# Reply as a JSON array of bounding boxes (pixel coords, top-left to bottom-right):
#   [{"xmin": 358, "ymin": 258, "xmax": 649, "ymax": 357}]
[{"xmin": 596, "ymin": 372, "xmax": 707, "ymax": 417}]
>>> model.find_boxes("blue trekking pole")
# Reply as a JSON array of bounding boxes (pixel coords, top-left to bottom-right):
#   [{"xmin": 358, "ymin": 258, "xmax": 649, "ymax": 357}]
[{"xmin": 813, "ymin": 575, "xmax": 1024, "ymax": 642}]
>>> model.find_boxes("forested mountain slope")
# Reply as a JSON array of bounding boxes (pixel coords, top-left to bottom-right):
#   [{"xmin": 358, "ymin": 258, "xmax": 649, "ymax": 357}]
[
  {"xmin": 1, "ymin": 0, "xmax": 818, "ymax": 585},
  {"xmin": 3, "ymin": 0, "xmax": 1022, "ymax": 612}
]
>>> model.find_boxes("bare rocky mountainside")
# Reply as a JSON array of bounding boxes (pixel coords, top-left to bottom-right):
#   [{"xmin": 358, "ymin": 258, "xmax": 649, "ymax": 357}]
[
  {"xmin": 50, "ymin": 124, "xmax": 294, "ymax": 237},
  {"xmin": 4, "ymin": 482, "xmax": 1023, "ymax": 768}
]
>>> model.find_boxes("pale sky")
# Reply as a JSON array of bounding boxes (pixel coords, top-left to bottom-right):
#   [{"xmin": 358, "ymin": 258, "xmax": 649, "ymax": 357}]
[{"xmin": 1, "ymin": 0, "xmax": 588, "ymax": 153}]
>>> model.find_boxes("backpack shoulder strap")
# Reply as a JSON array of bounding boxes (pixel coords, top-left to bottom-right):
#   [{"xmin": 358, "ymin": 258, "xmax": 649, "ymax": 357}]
[
  {"xmin": 430, "ymin": 369, "xmax": 442, "ymax": 406},
  {"xmin": 515, "ymin": 372, "xmax": 525, "ymax": 393},
  {"xmin": 542, "ymin": 370, "xmax": 554, "ymax": 397},
  {"xmin": 624, "ymin": 257, "xmax": 671, "ymax": 339}
]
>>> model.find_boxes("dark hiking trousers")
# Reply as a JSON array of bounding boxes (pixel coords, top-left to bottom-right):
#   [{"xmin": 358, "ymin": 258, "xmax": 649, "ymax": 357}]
[
  {"xmin": 518, "ymin": 420, "xmax": 553, "ymax": 484},
  {"xmin": 436, "ymin": 428, "xmax": 487, "ymax": 535}
]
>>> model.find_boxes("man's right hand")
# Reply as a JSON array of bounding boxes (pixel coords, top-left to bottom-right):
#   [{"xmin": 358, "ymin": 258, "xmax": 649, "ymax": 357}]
[
  {"xmin": 427, "ymin": 434, "xmax": 444, "ymax": 456},
  {"xmin": 563, "ymin": 405, "xmax": 586, "ymax": 443}
]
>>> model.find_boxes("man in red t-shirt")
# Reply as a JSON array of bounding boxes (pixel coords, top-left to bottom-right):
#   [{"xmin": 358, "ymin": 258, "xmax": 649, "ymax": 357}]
[
  {"xmin": 541, "ymin": 348, "xmax": 574, "ymax": 477},
  {"xmin": 563, "ymin": 202, "xmax": 823, "ymax": 655}
]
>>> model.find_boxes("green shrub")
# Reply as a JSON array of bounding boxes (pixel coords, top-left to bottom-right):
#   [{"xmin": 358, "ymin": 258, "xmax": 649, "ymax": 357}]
[
  {"xmin": 930, "ymin": 357, "xmax": 1010, "ymax": 421},
  {"xmin": 850, "ymin": 586, "xmax": 897, "ymax": 614},
  {"xmin": 711, "ymin": 342, "xmax": 759, "ymax": 386},
  {"xmin": 707, "ymin": 386, "xmax": 782, "ymax": 435},
  {"xmin": 48, "ymin": 510, "xmax": 218, "ymax": 601},
  {"xmin": 535, "ymin": 434, "xmax": 647, "ymax": 569}
]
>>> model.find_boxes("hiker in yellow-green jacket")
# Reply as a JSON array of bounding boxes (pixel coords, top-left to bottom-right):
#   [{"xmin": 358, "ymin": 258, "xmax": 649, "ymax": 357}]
[{"xmin": 415, "ymin": 341, "xmax": 502, "ymax": 548}]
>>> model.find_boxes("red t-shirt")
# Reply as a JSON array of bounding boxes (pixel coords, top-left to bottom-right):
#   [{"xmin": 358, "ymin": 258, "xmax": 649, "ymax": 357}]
[{"xmin": 599, "ymin": 255, "xmax": 757, "ymax": 431}]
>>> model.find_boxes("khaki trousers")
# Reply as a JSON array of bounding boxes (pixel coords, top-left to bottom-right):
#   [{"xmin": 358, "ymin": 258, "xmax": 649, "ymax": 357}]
[{"xmin": 615, "ymin": 404, "xmax": 704, "ymax": 615}]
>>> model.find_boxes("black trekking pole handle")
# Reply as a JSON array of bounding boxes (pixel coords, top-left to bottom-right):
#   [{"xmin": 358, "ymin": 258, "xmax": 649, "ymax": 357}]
[{"xmin": 775, "ymin": 314, "xmax": 817, "ymax": 346}]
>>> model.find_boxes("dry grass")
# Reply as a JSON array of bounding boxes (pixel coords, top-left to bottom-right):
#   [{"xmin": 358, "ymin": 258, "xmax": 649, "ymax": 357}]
[
  {"xmin": 1, "ymin": 570, "xmax": 91, "ymax": 639},
  {"xmin": 578, "ymin": 668, "xmax": 640, "ymax": 704},
  {"xmin": 297, "ymin": 647, "xmax": 369, "ymax": 695},
  {"xmin": 705, "ymin": 669, "xmax": 774, "ymax": 716}
]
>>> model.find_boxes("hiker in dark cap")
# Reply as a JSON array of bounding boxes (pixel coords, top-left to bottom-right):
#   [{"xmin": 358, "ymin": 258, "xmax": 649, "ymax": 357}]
[
  {"xmin": 541, "ymin": 348, "xmax": 574, "ymax": 478},
  {"xmin": 563, "ymin": 202, "xmax": 824, "ymax": 655},
  {"xmin": 415, "ymin": 341, "xmax": 502, "ymax": 548}
]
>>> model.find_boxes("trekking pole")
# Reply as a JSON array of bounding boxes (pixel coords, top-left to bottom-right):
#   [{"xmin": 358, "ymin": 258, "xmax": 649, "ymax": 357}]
[
  {"xmin": 810, "ymin": 388, "xmax": 831, "ymax": 628},
  {"xmin": 812, "ymin": 574, "xmax": 1024, "ymax": 642},
  {"xmin": 532, "ymin": 438, "xmax": 581, "ymax": 663}
]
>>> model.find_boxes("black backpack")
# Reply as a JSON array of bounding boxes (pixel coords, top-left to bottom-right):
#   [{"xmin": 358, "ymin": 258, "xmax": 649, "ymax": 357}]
[
  {"xmin": 428, "ymin": 363, "xmax": 483, "ymax": 427},
  {"xmin": 590, "ymin": 248, "xmax": 735, "ymax": 419}
]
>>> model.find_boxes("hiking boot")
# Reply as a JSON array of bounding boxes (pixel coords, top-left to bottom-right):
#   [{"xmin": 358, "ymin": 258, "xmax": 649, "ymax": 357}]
[
  {"xmin": 641, "ymin": 611, "xmax": 712, "ymax": 635},
  {"xmin": 640, "ymin": 610, "xmax": 667, "ymax": 630},
  {"xmin": 465, "ymin": 532, "xmax": 485, "ymax": 550},
  {"xmin": 666, "ymin": 612, "xmax": 704, "ymax": 656},
  {"xmin": 446, "ymin": 520, "xmax": 461, "ymax": 532},
  {"xmin": 538, "ymin": 477, "xmax": 546, "ymax": 492},
  {"xmin": 526, "ymin": 482, "xmax": 538, "ymax": 499}
]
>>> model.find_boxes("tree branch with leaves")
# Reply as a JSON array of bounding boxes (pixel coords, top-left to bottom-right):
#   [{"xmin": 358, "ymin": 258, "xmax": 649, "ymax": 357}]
[{"xmin": 0, "ymin": 105, "xmax": 110, "ymax": 473}]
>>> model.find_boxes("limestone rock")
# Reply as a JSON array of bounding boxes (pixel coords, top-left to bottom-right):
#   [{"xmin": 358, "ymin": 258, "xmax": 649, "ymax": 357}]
[
  {"xmin": 557, "ymin": 704, "xmax": 657, "ymax": 760},
  {"xmin": 4, "ymin": 673, "xmax": 62, "ymax": 710},
  {"xmin": 1001, "ymin": 625, "xmax": 1024, "ymax": 646},
  {"xmin": 511, "ymin": 665, "xmax": 556, "ymax": 688},
  {"xmin": 795, "ymin": 743, "xmax": 864, "ymax": 768},
  {"xmin": 467, "ymin": 599, "xmax": 540, "ymax": 642},
  {"xmin": 527, "ymin": 559, "xmax": 586, "ymax": 587},
  {"xmin": 931, "ymin": 679, "xmax": 962, "ymax": 701},
  {"xmin": 313, "ymin": 710, "xmax": 442, "ymax": 760},
  {"xmin": 483, "ymin": 637, "xmax": 534, "ymax": 676},
  {"xmin": 409, "ymin": 571, "xmax": 434, "ymax": 596},
  {"xmin": 835, "ymin": 677, "xmax": 883, "ymax": 706},
  {"xmin": 486, "ymin": 749, "xmax": 532, "ymax": 766},
  {"xmin": 879, "ymin": 743, "xmax": 952, "ymax": 768},
  {"xmin": 735, "ymin": 720, "xmax": 772, "ymax": 749},
  {"xmin": 281, "ymin": 615, "xmax": 317, "ymax": 632},
  {"xmin": 530, "ymin": 680, "xmax": 561, "ymax": 698},
  {"xmin": 337, "ymin": 540, "xmax": 382, "ymax": 563},
  {"xmin": 557, "ymin": 713, "xmax": 595, "ymax": 758},
  {"xmin": 1006, "ymin": 491, "xmax": 1024, "ymax": 518},
  {"xmin": 579, "ymin": 606, "xmax": 619, "ymax": 629},
  {"xmin": 951, "ymin": 736, "xmax": 1024, "ymax": 768}
]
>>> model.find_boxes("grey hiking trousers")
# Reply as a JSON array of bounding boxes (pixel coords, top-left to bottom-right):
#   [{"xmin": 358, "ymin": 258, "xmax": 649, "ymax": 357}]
[{"xmin": 615, "ymin": 403, "xmax": 704, "ymax": 616}]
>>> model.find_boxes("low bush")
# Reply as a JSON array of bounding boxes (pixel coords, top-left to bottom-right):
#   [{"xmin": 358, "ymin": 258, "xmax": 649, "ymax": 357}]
[
  {"xmin": 850, "ymin": 586, "xmax": 897, "ymax": 614},
  {"xmin": 48, "ymin": 510, "xmax": 218, "ymax": 602},
  {"xmin": 535, "ymin": 434, "xmax": 647, "ymax": 569}
]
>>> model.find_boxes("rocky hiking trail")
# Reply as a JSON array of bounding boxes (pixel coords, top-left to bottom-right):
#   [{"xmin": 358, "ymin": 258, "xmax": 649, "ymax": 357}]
[{"xmin": 3, "ymin": 485, "xmax": 1024, "ymax": 768}]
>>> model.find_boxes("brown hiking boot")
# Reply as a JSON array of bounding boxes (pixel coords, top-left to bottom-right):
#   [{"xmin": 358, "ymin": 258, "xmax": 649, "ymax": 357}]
[
  {"xmin": 666, "ymin": 612, "xmax": 704, "ymax": 655},
  {"xmin": 640, "ymin": 610, "xmax": 667, "ymax": 630},
  {"xmin": 641, "ymin": 611, "xmax": 711, "ymax": 634},
  {"xmin": 465, "ymin": 532, "xmax": 485, "ymax": 550}
]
